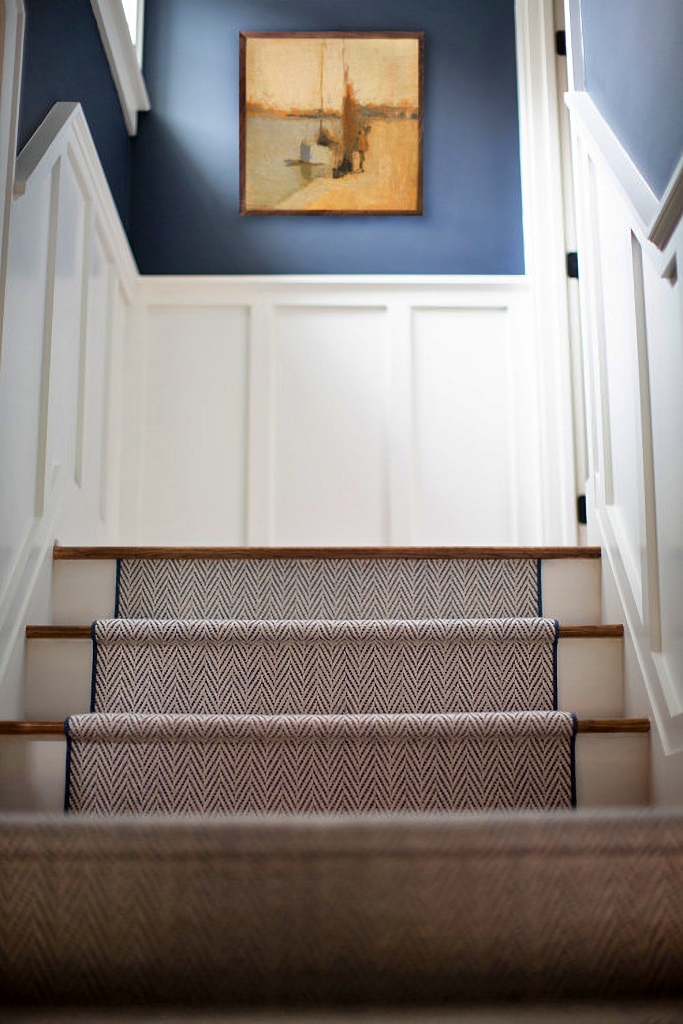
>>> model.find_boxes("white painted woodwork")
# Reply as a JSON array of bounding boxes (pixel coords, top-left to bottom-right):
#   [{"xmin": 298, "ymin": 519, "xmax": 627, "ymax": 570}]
[
  {"xmin": 0, "ymin": 0, "xmax": 24, "ymax": 347},
  {"xmin": 24, "ymin": 633, "xmax": 623, "ymax": 722},
  {"xmin": 0, "ymin": 102, "xmax": 135, "ymax": 714},
  {"xmin": 1, "ymin": 730, "xmax": 647, "ymax": 811},
  {"xmin": 574, "ymin": 733, "xmax": 650, "ymax": 808},
  {"xmin": 139, "ymin": 306, "xmax": 249, "ymax": 545},
  {"xmin": 556, "ymin": 638, "xmax": 622, "ymax": 719},
  {"xmin": 515, "ymin": 0, "xmax": 578, "ymax": 545},
  {"xmin": 0, "ymin": 737, "xmax": 65, "ymax": 811},
  {"xmin": 412, "ymin": 308, "xmax": 522, "ymax": 545},
  {"xmin": 272, "ymin": 305, "xmax": 389, "ymax": 546},
  {"xmin": 130, "ymin": 277, "xmax": 554, "ymax": 548},
  {"xmin": 564, "ymin": 84, "xmax": 683, "ymax": 801},
  {"xmin": 52, "ymin": 561, "xmax": 118, "ymax": 625},
  {"xmin": 25, "ymin": 639, "xmax": 92, "ymax": 719},
  {"xmin": 541, "ymin": 559, "xmax": 601, "ymax": 624}
]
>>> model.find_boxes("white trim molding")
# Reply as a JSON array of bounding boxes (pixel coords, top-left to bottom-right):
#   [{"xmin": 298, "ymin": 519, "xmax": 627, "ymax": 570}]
[
  {"xmin": 565, "ymin": 91, "xmax": 683, "ymax": 257},
  {"xmin": 0, "ymin": 0, "xmax": 24, "ymax": 355},
  {"xmin": 514, "ymin": 0, "xmax": 578, "ymax": 544},
  {"xmin": 564, "ymin": 92, "xmax": 658, "ymax": 238},
  {"xmin": 565, "ymin": 69, "xmax": 683, "ymax": 800},
  {"xmin": 14, "ymin": 102, "xmax": 137, "ymax": 297},
  {"xmin": 90, "ymin": 0, "xmax": 150, "ymax": 136},
  {"xmin": 0, "ymin": 99, "xmax": 135, "ymax": 711},
  {"xmin": 649, "ymin": 151, "xmax": 683, "ymax": 252}
]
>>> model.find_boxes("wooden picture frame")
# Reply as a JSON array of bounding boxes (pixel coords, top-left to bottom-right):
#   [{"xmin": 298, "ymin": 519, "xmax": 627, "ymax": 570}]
[{"xmin": 239, "ymin": 31, "xmax": 424, "ymax": 216}]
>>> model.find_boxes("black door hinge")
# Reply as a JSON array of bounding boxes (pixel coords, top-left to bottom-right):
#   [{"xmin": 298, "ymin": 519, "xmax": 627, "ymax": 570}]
[
  {"xmin": 577, "ymin": 494, "xmax": 587, "ymax": 525},
  {"xmin": 567, "ymin": 252, "xmax": 579, "ymax": 279},
  {"xmin": 556, "ymin": 30, "xmax": 567, "ymax": 56}
]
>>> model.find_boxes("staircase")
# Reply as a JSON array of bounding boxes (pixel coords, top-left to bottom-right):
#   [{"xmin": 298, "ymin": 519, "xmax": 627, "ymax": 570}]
[
  {"xmin": 1, "ymin": 544, "xmax": 650, "ymax": 811},
  {"xmin": 3, "ymin": 544, "xmax": 683, "ymax": 1012}
]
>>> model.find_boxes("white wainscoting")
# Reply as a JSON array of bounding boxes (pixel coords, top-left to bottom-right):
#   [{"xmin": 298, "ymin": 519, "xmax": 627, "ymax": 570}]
[
  {"xmin": 566, "ymin": 90, "xmax": 683, "ymax": 802},
  {"xmin": 129, "ymin": 276, "xmax": 555, "ymax": 548},
  {"xmin": 0, "ymin": 102, "xmax": 136, "ymax": 713}
]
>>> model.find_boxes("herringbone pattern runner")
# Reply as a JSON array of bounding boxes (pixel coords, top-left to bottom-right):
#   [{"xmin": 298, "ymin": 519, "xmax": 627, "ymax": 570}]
[
  {"xmin": 2, "ymin": 812, "xmax": 681, "ymax": 1005},
  {"xmin": 65, "ymin": 711, "xmax": 577, "ymax": 815},
  {"xmin": 116, "ymin": 557, "xmax": 541, "ymax": 620},
  {"xmin": 91, "ymin": 617, "xmax": 559, "ymax": 715}
]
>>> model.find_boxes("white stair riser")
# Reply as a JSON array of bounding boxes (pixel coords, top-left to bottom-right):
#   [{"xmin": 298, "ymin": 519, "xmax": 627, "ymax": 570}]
[
  {"xmin": 0, "ymin": 732, "xmax": 649, "ymax": 812},
  {"xmin": 24, "ymin": 636, "xmax": 623, "ymax": 720},
  {"xmin": 51, "ymin": 559, "xmax": 603, "ymax": 626},
  {"xmin": 541, "ymin": 559, "xmax": 601, "ymax": 625}
]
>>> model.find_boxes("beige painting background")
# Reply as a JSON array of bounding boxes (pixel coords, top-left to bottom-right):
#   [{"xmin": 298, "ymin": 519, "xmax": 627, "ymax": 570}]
[
  {"xmin": 244, "ymin": 36, "xmax": 421, "ymax": 213},
  {"xmin": 247, "ymin": 37, "xmax": 419, "ymax": 113}
]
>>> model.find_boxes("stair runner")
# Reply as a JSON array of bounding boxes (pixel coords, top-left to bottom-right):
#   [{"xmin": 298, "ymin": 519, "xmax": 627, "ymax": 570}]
[{"xmin": 65, "ymin": 556, "xmax": 578, "ymax": 815}]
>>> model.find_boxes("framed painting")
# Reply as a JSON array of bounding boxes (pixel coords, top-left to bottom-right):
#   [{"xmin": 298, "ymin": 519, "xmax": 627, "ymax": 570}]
[{"xmin": 239, "ymin": 31, "xmax": 424, "ymax": 216}]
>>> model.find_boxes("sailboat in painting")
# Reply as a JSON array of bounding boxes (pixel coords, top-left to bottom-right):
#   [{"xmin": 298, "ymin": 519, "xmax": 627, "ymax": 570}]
[
  {"xmin": 287, "ymin": 42, "xmax": 368, "ymax": 179},
  {"xmin": 286, "ymin": 40, "xmax": 336, "ymax": 169}
]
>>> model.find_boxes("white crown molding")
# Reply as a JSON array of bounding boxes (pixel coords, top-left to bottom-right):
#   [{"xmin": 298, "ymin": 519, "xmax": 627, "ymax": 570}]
[{"xmin": 90, "ymin": 0, "xmax": 150, "ymax": 136}]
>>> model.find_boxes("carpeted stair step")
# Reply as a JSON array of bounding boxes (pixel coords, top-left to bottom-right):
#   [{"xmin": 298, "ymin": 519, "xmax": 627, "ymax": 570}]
[
  {"xmin": 63, "ymin": 710, "xmax": 578, "ymax": 815},
  {"xmin": 86, "ymin": 617, "xmax": 559, "ymax": 715},
  {"xmin": 0, "ymin": 718, "xmax": 651, "ymax": 810},
  {"xmin": 1, "ymin": 811, "xmax": 681, "ymax": 1007},
  {"xmin": 51, "ymin": 546, "xmax": 604, "ymax": 625},
  {"xmin": 24, "ymin": 622, "xmax": 625, "ymax": 719}
]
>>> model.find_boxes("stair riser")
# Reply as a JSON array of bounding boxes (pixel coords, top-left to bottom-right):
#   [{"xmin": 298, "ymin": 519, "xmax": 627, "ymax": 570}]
[
  {"xmin": 0, "ymin": 732, "xmax": 649, "ymax": 811},
  {"xmin": 52, "ymin": 558, "xmax": 603, "ymax": 626},
  {"xmin": 24, "ymin": 635, "xmax": 623, "ymax": 720}
]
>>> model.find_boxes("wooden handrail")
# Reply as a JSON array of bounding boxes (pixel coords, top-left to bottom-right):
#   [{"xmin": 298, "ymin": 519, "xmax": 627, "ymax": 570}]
[
  {"xmin": 26, "ymin": 623, "xmax": 624, "ymax": 639},
  {"xmin": 0, "ymin": 718, "xmax": 651, "ymax": 736},
  {"xmin": 54, "ymin": 545, "xmax": 602, "ymax": 561}
]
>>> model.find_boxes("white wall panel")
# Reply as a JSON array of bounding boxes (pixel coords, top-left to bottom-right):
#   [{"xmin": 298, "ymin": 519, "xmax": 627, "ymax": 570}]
[
  {"xmin": 0, "ymin": 101, "xmax": 136, "ymax": 711},
  {"xmin": 596, "ymin": 187, "xmax": 644, "ymax": 606},
  {"xmin": 0, "ymin": 171, "xmax": 50, "ymax": 597},
  {"xmin": 132, "ymin": 279, "xmax": 552, "ymax": 549},
  {"xmin": 642, "ymin": 237, "xmax": 683, "ymax": 705},
  {"xmin": 272, "ymin": 306, "xmax": 389, "ymax": 546},
  {"xmin": 139, "ymin": 305, "xmax": 249, "ymax": 545},
  {"xmin": 45, "ymin": 153, "xmax": 86, "ymax": 496},
  {"xmin": 567, "ymin": 89, "xmax": 683, "ymax": 801},
  {"xmin": 80, "ymin": 227, "xmax": 109, "ymax": 515},
  {"xmin": 412, "ymin": 308, "xmax": 516, "ymax": 545}
]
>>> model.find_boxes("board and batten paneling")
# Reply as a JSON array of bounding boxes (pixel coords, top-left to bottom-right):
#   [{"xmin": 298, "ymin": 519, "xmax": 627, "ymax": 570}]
[
  {"xmin": 138, "ymin": 305, "xmax": 249, "ymax": 546},
  {"xmin": 130, "ymin": 278, "xmax": 550, "ymax": 549},
  {"xmin": 271, "ymin": 305, "xmax": 389, "ymax": 547},
  {"xmin": 566, "ymin": 89, "xmax": 683, "ymax": 802},
  {"xmin": 411, "ymin": 306, "xmax": 541, "ymax": 545},
  {"xmin": 0, "ymin": 102, "xmax": 136, "ymax": 714}
]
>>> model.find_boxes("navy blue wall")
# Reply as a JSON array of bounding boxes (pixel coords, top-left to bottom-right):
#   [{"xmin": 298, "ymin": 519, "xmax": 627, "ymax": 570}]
[
  {"xmin": 129, "ymin": 0, "xmax": 524, "ymax": 275},
  {"xmin": 19, "ymin": 0, "xmax": 132, "ymax": 227},
  {"xmin": 580, "ymin": 0, "xmax": 683, "ymax": 198}
]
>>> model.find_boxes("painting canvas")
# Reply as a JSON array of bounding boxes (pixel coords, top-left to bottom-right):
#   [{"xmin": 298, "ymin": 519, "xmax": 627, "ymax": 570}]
[{"xmin": 240, "ymin": 32, "xmax": 424, "ymax": 215}]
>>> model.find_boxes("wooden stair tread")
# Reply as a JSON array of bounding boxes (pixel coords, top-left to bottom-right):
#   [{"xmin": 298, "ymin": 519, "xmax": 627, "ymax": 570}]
[
  {"xmin": 26, "ymin": 623, "xmax": 624, "ymax": 639},
  {"xmin": 54, "ymin": 545, "xmax": 602, "ymax": 560},
  {"xmin": 0, "ymin": 718, "xmax": 651, "ymax": 735}
]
